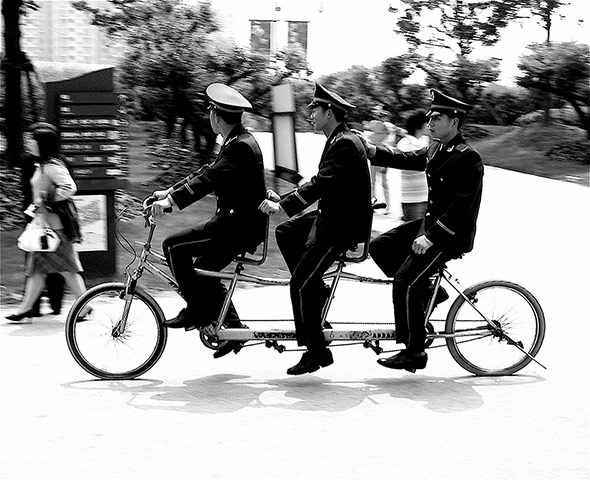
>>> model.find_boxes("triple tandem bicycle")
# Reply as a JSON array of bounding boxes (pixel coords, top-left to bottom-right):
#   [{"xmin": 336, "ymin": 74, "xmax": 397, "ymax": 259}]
[{"xmin": 65, "ymin": 201, "xmax": 546, "ymax": 380}]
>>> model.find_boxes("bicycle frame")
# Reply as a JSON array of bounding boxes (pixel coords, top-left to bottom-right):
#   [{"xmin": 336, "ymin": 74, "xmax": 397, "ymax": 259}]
[{"xmin": 121, "ymin": 213, "xmax": 513, "ymax": 356}]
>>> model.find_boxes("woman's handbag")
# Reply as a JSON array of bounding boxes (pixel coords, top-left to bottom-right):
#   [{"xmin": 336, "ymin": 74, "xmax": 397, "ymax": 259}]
[
  {"xmin": 51, "ymin": 199, "xmax": 82, "ymax": 243},
  {"xmin": 17, "ymin": 213, "xmax": 61, "ymax": 253},
  {"xmin": 42, "ymin": 159, "xmax": 82, "ymax": 243}
]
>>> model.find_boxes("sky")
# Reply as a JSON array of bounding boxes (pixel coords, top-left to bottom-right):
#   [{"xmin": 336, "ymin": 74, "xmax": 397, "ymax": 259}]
[{"xmin": 238, "ymin": 0, "xmax": 590, "ymax": 86}]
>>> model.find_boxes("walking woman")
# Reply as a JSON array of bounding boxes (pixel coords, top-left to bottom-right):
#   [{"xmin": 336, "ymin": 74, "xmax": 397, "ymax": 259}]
[{"xmin": 5, "ymin": 123, "xmax": 90, "ymax": 322}]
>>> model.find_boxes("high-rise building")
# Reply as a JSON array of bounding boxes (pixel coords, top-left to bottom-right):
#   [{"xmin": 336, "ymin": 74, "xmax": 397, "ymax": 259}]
[{"xmin": 20, "ymin": 0, "xmax": 121, "ymax": 65}]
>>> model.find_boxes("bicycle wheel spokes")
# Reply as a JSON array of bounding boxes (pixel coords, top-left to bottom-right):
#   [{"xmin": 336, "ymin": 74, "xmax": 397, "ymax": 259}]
[
  {"xmin": 445, "ymin": 281, "xmax": 545, "ymax": 376},
  {"xmin": 66, "ymin": 283, "xmax": 167, "ymax": 380}
]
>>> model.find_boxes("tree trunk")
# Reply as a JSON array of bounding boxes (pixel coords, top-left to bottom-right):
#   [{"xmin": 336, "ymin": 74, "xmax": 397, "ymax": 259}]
[
  {"xmin": 566, "ymin": 98, "xmax": 590, "ymax": 142},
  {"xmin": 1, "ymin": 0, "xmax": 24, "ymax": 167}
]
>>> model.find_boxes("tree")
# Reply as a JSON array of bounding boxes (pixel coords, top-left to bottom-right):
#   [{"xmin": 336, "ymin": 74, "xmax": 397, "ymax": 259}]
[
  {"xmin": 319, "ymin": 66, "xmax": 384, "ymax": 125},
  {"xmin": 519, "ymin": 1, "xmax": 572, "ymax": 124},
  {"xmin": 73, "ymin": 0, "xmax": 282, "ymax": 157},
  {"xmin": 389, "ymin": 0, "xmax": 514, "ymax": 102},
  {"xmin": 376, "ymin": 54, "xmax": 418, "ymax": 118},
  {"xmin": 517, "ymin": 0, "xmax": 571, "ymax": 44},
  {"xmin": 391, "ymin": 0, "xmax": 516, "ymax": 56},
  {"xmin": 517, "ymin": 41, "xmax": 590, "ymax": 139},
  {"xmin": 1, "ymin": 0, "xmax": 39, "ymax": 167}
]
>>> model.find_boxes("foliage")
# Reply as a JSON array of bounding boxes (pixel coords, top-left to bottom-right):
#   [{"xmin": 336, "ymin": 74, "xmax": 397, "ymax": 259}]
[
  {"xmin": 387, "ymin": 1, "xmax": 510, "ymax": 102},
  {"xmin": 512, "ymin": 0, "xmax": 571, "ymax": 42},
  {"xmin": 277, "ymin": 44, "xmax": 313, "ymax": 78},
  {"xmin": 318, "ymin": 66, "xmax": 384, "ymax": 125},
  {"xmin": 471, "ymin": 85, "xmax": 542, "ymax": 126},
  {"xmin": 517, "ymin": 41, "xmax": 590, "ymax": 137},
  {"xmin": 391, "ymin": 0, "xmax": 518, "ymax": 56},
  {"xmin": 72, "ymin": 0, "xmax": 290, "ymax": 157}
]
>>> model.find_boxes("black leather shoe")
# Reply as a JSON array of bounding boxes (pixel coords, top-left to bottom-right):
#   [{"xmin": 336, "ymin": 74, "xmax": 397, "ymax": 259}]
[
  {"xmin": 164, "ymin": 308, "xmax": 198, "ymax": 331},
  {"xmin": 5, "ymin": 310, "xmax": 35, "ymax": 322},
  {"xmin": 377, "ymin": 350, "xmax": 427, "ymax": 372},
  {"xmin": 286, "ymin": 349, "xmax": 334, "ymax": 375},
  {"xmin": 213, "ymin": 321, "xmax": 249, "ymax": 359}
]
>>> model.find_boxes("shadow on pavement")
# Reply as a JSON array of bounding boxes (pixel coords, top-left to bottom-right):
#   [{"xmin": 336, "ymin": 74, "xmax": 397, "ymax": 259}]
[
  {"xmin": 2, "ymin": 317, "xmax": 66, "ymax": 337},
  {"xmin": 61, "ymin": 373, "xmax": 545, "ymax": 415}
]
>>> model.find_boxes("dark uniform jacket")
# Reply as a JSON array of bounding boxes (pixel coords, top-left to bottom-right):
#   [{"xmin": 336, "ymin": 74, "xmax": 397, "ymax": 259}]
[
  {"xmin": 372, "ymin": 132, "xmax": 483, "ymax": 254},
  {"xmin": 170, "ymin": 124, "xmax": 267, "ymax": 251},
  {"xmin": 280, "ymin": 123, "xmax": 372, "ymax": 247}
]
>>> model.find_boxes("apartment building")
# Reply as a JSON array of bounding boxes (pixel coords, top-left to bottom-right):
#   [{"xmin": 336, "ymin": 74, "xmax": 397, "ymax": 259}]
[{"xmin": 20, "ymin": 0, "xmax": 120, "ymax": 65}]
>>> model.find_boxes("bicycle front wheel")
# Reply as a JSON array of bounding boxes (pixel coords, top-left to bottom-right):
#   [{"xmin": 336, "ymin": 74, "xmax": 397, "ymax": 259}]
[
  {"xmin": 65, "ymin": 283, "xmax": 168, "ymax": 380},
  {"xmin": 445, "ymin": 280, "xmax": 545, "ymax": 376}
]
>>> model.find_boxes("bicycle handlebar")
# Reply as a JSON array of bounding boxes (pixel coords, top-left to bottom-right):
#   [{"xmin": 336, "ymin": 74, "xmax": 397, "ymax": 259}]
[
  {"xmin": 142, "ymin": 195, "xmax": 386, "ymax": 226},
  {"xmin": 142, "ymin": 195, "xmax": 173, "ymax": 226}
]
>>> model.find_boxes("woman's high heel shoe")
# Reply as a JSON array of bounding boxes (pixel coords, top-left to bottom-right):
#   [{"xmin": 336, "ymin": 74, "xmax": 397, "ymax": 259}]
[{"xmin": 5, "ymin": 310, "xmax": 35, "ymax": 322}]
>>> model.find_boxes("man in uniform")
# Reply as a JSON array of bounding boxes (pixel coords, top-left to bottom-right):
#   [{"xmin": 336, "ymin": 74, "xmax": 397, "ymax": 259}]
[
  {"xmin": 259, "ymin": 83, "xmax": 372, "ymax": 375},
  {"xmin": 366, "ymin": 89, "xmax": 484, "ymax": 372},
  {"xmin": 151, "ymin": 83, "xmax": 267, "ymax": 358}
]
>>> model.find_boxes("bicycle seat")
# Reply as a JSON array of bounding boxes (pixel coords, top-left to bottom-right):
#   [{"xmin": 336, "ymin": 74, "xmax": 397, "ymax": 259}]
[
  {"xmin": 338, "ymin": 201, "xmax": 385, "ymax": 264},
  {"xmin": 340, "ymin": 241, "xmax": 369, "ymax": 264},
  {"xmin": 233, "ymin": 215, "xmax": 270, "ymax": 266}
]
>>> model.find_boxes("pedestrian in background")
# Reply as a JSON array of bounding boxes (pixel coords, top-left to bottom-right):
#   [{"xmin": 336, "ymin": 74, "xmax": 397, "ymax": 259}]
[
  {"xmin": 6, "ymin": 123, "xmax": 90, "ymax": 323},
  {"xmin": 21, "ymin": 127, "xmax": 65, "ymax": 317},
  {"xmin": 365, "ymin": 120, "xmax": 392, "ymax": 214},
  {"xmin": 397, "ymin": 109, "xmax": 430, "ymax": 222}
]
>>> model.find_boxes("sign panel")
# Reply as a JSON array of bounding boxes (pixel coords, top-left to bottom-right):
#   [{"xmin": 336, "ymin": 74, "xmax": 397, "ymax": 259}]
[
  {"xmin": 59, "ymin": 92, "xmax": 119, "ymax": 104},
  {"xmin": 58, "ymin": 89, "xmax": 128, "ymax": 188},
  {"xmin": 73, "ymin": 194, "xmax": 108, "ymax": 252},
  {"xmin": 45, "ymin": 68, "xmax": 122, "ymax": 274}
]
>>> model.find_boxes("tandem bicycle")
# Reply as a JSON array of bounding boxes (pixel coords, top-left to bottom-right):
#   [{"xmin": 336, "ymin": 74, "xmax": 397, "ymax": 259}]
[{"xmin": 65, "ymin": 198, "xmax": 546, "ymax": 380}]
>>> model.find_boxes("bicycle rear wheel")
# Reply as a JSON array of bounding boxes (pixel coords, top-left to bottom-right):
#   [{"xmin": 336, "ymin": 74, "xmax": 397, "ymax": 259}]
[
  {"xmin": 65, "ymin": 282, "xmax": 168, "ymax": 380},
  {"xmin": 445, "ymin": 280, "xmax": 545, "ymax": 376}
]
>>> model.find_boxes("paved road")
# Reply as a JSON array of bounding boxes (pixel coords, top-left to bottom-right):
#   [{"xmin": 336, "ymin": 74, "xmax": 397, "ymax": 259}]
[{"xmin": 1, "ymin": 167, "xmax": 589, "ymax": 480}]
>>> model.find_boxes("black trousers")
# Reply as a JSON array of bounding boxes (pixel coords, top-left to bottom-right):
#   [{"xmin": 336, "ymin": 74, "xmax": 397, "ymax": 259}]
[
  {"xmin": 369, "ymin": 219, "xmax": 454, "ymax": 352},
  {"xmin": 162, "ymin": 225, "xmax": 242, "ymax": 326},
  {"xmin": 31, "ymin": 273, "xmax": 65, "ymax": 315},
  {"xmin": 276, "ymin": 212, "xmax": 345, "ymax": 353}
]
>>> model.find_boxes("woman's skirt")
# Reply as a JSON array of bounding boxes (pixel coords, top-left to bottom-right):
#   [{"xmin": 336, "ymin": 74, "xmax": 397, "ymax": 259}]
[{"xmin": 25, "ymin": 229, "xmax": 84, "ymax": 276}]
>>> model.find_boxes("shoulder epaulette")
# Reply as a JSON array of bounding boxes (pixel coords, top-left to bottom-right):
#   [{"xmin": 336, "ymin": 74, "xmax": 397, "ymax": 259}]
[
  {"xmin": 456, "ymin": 143, "xmax": 471, "ymax": 153},
  {"xmin": 330, "ymin": 132, "xmax": 345, "ymax": 145}
]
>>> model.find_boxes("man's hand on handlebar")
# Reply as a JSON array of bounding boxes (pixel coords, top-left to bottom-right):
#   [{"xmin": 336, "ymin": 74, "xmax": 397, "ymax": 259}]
[
  {"xmin": 266, "ymin": 189, "xmax": 280, "ymax": 202},
  {"xmin": 151, "ymin": 197, "xmax": 173, "ymax": 218},
  {"xmin": 152, "ymin": 188, "xmax": 172, "ymax": 200},
  {"xmin": 143, "ymin": 194, "xmax": 173, "ymax": 221},
  {"xmin": 259, "ymin": 189, "xmax": 281, "ymax": 216}
]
